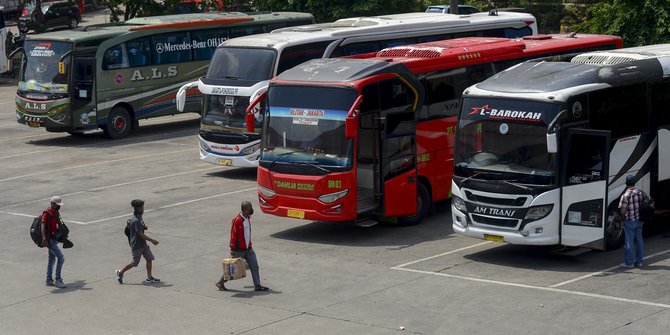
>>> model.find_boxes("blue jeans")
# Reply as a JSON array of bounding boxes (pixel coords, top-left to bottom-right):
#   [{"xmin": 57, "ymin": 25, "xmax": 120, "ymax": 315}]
[
  {"xmin": 46, "ymin": 239, "xmax": 64, "ymax": 282},
  {"xmin": 623, "ymin": 219, "xmax": 644, "ymax": 266},
  {"xmin": 233, "ymin": 249, "xmax": 261, "ymax": 287}
]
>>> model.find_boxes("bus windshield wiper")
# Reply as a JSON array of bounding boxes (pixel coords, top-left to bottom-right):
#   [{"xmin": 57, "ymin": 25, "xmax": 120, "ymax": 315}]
[
  {"xmin": 460, "ymin": 172, "xmax": 482, "ymax": 185},
  {"xmin": 267, "ymin": 149, "xmax": 305, "ymax": 169},
  {"xmin": 223, "ymin": 75, "xmax": 239, "ymax": 80},
  {"xmin": 294, "ymin": 161, "xmax": 330, "ymax": 174},
  {"xmin": 501, "ymin": 180, "xmax": 532, "ymax": 191}
]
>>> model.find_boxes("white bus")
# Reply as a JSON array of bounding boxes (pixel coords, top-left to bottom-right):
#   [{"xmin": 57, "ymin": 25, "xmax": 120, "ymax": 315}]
[
  {"xmin": 0, "ymin": 8, "xmax": 8, "ymax": 73},
  {"xmin": 176, "ymin": 11, "xmax": 538, "ymax": 167},
  {"xmin": 451, "ymin": 44, "xmax": 670, "ymax": 250}
]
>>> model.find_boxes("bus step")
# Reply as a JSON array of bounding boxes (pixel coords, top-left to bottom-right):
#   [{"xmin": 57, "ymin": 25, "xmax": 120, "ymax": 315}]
[{"xmin": 353, "ymin": 219, "xmax": 378, "ymax": 227}]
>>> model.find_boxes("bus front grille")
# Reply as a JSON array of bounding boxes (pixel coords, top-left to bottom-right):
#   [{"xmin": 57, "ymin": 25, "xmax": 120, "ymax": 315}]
[{"xmin": 471, "ymin": 214, "xmax": 519, "ymax": 228}]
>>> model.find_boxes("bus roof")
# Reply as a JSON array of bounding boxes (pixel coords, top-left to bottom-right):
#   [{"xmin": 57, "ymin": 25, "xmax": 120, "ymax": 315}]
[
  {"xmin": 466, "ymin": 44, "xmax": 670, "ymax": 102},
  {"xmin": 273, "ymin": 34, "xmax": 622, "ymax": 84},
  {"xmin": 375, "ymin": 34, "xmax": 622, "ymax": 73},
  {"xmin": 24, "ymin": 11, "xmax": 314, "ymax": 43},
  {"xmin": 221, "ymin": 11, "xmax": 536, "ymax": 49}
]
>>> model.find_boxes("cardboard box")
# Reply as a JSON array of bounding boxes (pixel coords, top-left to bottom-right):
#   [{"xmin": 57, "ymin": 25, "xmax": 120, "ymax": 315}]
[{"xmin": 222, "ymin": 258, "xmax": 246, "ymax": 280}]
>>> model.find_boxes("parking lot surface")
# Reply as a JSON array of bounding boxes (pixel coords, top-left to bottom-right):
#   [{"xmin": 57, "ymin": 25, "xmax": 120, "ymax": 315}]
[{"xmin": 2, "ymin": 32, "xmax": 670, "ymax": 335}]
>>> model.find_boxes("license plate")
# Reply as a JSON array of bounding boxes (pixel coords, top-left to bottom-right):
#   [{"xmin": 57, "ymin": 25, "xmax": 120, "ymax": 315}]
[
  {"xmin": 217, "ymin": 159, "xmax": 232, "ymax": 166},
  {"xmin": 27, "ymin": 121, "xmax": 41, "ymax": 127},
  {"xmin": 484, "ymin": 234, "xmax": 504, "ymax": 243},
  {"xmin": 225, "ymin": 96, "xmax": 235, "ymax": 106},
  {"xmin": 287, "ymin": 209, "xmax": 305, "ymax": 219}
]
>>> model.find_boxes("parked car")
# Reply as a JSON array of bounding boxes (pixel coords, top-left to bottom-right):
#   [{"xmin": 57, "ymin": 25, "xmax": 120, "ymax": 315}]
[
  {"xmin": 18, "ymin": 1, "xmax": 81, "ymax": 34},
  {"xmin": 425, "ymin": 5, "xmax": 480, "ymax": 14}
]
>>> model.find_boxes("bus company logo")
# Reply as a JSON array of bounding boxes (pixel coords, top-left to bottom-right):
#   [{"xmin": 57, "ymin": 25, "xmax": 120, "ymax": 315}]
[
  {"xmin": 210, "ymin": 144, "xmax": 239, "ymax": 152},
  {"xmin": 130, "ymin": 66, "xmax": 178, "ymax": 82},
  {"xmin": 24, "ymin": 102, "xmax": 47, "ymax": 110},
  {"xmin": 114, "ymin": 72, "xmax": 125, "ymax": 85},
  {"xmin": 472, "ymin": 206, "xmax": 517, "ymax": 217},
  {"xmin": 469, "ymin": 104, "xmax": 541, "ymax": 122},
  {"xmin": 274, "ymin": 180, "xmax": 315, "ymax": 192},
  {"xmin": 155, "ymin": 38, "xmax": 229, "ymax": 54},
  {"xmin": 211, "ymin": 87, "xmax": 238, "ymax": 95},
  {"xmin": 29, "ymin": 43, "xmax": 55, "ymax": 57}
]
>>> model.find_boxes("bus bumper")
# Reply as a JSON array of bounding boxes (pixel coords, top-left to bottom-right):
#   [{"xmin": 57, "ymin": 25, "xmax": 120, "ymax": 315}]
[
  {"xmin": 452, "ymin": 206, "xmax": 559, "ymax": 246},
  {"xmin": 198, "ymin": 136, "xmax": 259, "ymax": 168},
  {"xmin": 258, "ymin": 193, "xmax": 356, "ymax": 222}
]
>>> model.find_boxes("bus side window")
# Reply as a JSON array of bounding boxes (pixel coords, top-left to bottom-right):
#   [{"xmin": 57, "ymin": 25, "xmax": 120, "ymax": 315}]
[
  {"xmin": 588, "ymin": 84, "xmax": 648, "ymax": 138},
  {"xmin": 229, "ymin": 25, "xmax": 266, "ymax": 39},
  {"xmin": 649, "ymin": 79, "xmax": 670, "ymax": 128},
  {"xmin": 276, "ymin": 41, "xmax": 332, "ymax": 74},
  {"xmin": 192, "ymin": 29, "xmax": 229, "ymax": 61},
  {"xmin": 126, "ymin": 37, "xmax": 150, "ymax": 68},
  {"xmin": 102, "ymin": 44, "xmax": 129, "ymax": 70},
  {"xmin": 331, "ymin": 41, "xmax": 380, "ymax": 57},
  {"xmin": 151, "ymin": 32, "xmax": 192, "ymax": 65}
]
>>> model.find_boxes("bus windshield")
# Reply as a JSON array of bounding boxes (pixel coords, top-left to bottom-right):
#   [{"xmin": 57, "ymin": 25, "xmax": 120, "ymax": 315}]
[
  {"xmin": 454, "ymin": 98, "xmax": 560, "ymax": 186},
  {"xmin": 207, "ymin": 47, "xmax": 275, "ymax": 81},
  {"xmin": 20, "ymin": 41, "xmax": 72, "ymax": 93},
  {"xmin": 261, "ymin": 86, "xmax": 356, "ymax": 171}
]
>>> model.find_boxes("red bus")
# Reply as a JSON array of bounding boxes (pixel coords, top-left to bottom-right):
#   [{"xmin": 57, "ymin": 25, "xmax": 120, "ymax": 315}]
[{"xmin": 249, "ymin": 34, "xmax": 623, "ymax": 225}]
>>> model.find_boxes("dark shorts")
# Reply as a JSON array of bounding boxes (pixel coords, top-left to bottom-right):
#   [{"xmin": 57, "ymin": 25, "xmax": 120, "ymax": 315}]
[{"xmin": 131, "ymin": 245, "xmax": 155, "ymax": 266}]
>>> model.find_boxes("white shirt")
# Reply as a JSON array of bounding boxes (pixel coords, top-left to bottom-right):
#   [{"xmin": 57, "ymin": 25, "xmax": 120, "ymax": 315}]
[{"xmin": 242, "ymin": 215, "xmax": 251, "ymax": 249}]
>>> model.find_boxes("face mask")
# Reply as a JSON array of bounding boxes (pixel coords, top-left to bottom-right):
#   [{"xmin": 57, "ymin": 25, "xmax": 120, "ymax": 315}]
[{"xmin": 55, "ymin": 205, "xmax": 61, "ymax": 210}]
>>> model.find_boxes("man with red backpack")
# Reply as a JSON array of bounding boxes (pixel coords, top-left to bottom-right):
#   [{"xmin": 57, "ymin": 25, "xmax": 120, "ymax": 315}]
[{"xmin": 41, "ymin": 196, "xmax": 67, "ymax": 289}]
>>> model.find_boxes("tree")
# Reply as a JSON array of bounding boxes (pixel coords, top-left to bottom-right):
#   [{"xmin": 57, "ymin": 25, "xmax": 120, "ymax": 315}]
[
  {"xmin": 571, "ymin": 0, "xmax": 670, "ymax": 47},
  {"xmin": 251, "ymin": 0, "xmax": 424, "ymax": 23},
  {"xmin": 98, "ymin": 0, "xmax": 165, "ymax": 22}
]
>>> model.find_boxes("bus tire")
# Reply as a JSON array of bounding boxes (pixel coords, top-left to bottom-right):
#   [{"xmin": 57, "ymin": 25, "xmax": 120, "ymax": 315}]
[
  {"xmin": 605, "ymin": 203, "xmax": 624, "ymax": 250},
  {"xmin": 398, "ymin": 182, "xmax": 430, "ymax": 225},
  {"xmin": 104, "ymin": 107, "xmax": 132, "ymax": 139}
]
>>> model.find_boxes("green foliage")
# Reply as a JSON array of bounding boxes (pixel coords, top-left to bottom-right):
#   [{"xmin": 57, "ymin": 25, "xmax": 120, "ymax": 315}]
[
  {"xmin": 251, "ymin": 0, "xmax": 424, "ymax": 23},
  {"xmin": 572, "ymin": 0, "xmax": 670, "ymax": 47}
]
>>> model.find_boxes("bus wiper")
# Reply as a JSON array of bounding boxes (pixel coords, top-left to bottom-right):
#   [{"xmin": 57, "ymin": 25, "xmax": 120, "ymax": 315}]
[
  {"xmin": 223, "ymin": 75, "xmax": 239, "ymax": 80},
  {"xmin": 294, "ymin": 161, "xmax": 330, "ymax": 174},
  {"xmin": 460, "ymin": 172, "xmax": 482, "ymax": 185},
  {"xmin": 267, "ymin": 149, "xmax": 305, "ymax": 169},
  {"xmin": 501, "ymin": 180, "xmax": 532, "ymax": 191}
]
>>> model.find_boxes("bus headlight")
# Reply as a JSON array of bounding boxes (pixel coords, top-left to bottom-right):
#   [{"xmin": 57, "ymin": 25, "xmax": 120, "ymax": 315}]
[
  {"xmin": 318, "ymin": 189, "xmax": 349, "ymax": 204},
  {"xmin": 241, "ymin": 143, "xmax": 260, "ymax": 155},
  {"xmin": 524, "ymin": 205, "xmax": 553, "ymax": 220},
  {"xmin": 452, "ymin": 195, "xmax": 466, "ymax": 212},
  {"xmin": 258, "ymin": 185, "xmax": 276, "ymax": 198},
  {"xmin": 199, "ymin": 139, "xmax": 210, "ymax": 152}
]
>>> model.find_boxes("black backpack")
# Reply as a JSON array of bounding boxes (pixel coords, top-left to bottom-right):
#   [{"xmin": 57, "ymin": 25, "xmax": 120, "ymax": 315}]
[
  {"xmin": 30, "ymin": 212, "xmax": 46, "ymax": 247},
  {"xmin": 124, "ymin": 219, "xmax": 131, "ymax": 237},
  {"xmin": 640, "ymin": 191, "xmax": 655, "ymax": 222}
]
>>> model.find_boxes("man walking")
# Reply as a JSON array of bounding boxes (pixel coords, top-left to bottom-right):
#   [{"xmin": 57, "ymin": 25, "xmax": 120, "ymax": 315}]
[
  {"xmin": 116, "ymin": 199, "xmax": 160, "ymax": 284},
  {"xmin": 619, "ymin": 175, "xmax": 646, "ymax": 268},
  {"xmin": 216, "ymin": 201, "xmax": 269, "ymax": 291},
  {"xmin": 41, "ymin": 196, "xmax": 67, "ymax": 289}
]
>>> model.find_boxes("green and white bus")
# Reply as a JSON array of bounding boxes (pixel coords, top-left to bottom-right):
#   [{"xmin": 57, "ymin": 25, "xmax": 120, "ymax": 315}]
[{"xmin": 15, "ymin": 11, "xmax": 314, "ymax": 138}]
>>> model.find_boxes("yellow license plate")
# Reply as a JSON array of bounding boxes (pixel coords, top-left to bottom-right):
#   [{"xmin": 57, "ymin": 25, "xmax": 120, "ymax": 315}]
[
  {"xmin": 287, "ymin": 209, "xmax": 305, "ymax": 219},
  {"xmin": 217, "ymin": 159, "xmax": 232, "ymax": 166},
  {"xmin": 27, "ymin": 121, "xmax": 41, "ymax": 127},
  {"xmin": 484, "ymin": 234, "xmax": 504, "ymax": 243}
]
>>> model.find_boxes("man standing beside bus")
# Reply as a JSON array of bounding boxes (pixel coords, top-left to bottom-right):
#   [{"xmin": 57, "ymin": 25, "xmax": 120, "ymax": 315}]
[{"xmin": 619, "ymin": 175, "xmax": 645, "ymax": 268}]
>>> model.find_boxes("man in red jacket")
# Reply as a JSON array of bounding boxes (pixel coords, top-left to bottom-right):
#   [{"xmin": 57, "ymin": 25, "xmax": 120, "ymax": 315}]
[{"xmin": 216, "ymin": 201, "xmax": 269, "ymax": 291}]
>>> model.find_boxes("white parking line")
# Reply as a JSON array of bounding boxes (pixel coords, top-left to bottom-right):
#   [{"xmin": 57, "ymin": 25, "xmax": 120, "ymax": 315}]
[
  {"xmin": 0, "ymin": 148, "xmax": 193, "ymax": 183},
  {"xmin": 0, "ymin": 187, "xmax": 257, "ymax": 225},
  {"xmin": 550, "ymin": 248, "xmax": 670, "ymax": 288},
  {"xmin": 3, "ymin": 166, "xmax": 221, "ymax": 209},
  {"xmin": 394, "ymin": 241, "xmax": 492, "ymax": 268},
  {"xmin": 393, "ymin": 266, "xmax": 670, "ymax": 309},
  {"xmin": 0, "ymin": 133, "xmax": 53, "ymax": 142}
]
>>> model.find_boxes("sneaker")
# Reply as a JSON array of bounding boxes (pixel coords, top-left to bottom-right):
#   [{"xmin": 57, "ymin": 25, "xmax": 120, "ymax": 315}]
[
  {"xmin": 54, "ymin": 279, "xmax": 67, "ymax": 289},
  {"xmin": 620, "ymin": 263, "xmax": 634, "ymax": 268},
  {"xmin": 635, "ymin": 263, "xmax": 644, "ymax": 267},
  {"xmin": 144, "ymin": 277, "xmax": 160, "ymax": 284},
  {"xmin": 46, "ymin": 280, "xmax": 55, "ymax": 287},
  {"xmin": 115, "ymin": 269, "xmax": 123, "ymax": 284}
]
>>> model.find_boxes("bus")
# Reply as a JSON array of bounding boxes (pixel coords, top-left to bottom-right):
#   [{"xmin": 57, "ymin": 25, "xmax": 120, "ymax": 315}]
[
  {"xmin": 15, "ymin": 11, "xmax": 314, "ymax": 138},
  {"xmin": 248, "ymin": 34, "xmax": 622, "ymax": 225},
  {"xmin": 175, "ymin": 11, "xmax": 539, "ymax": 168},
  {"xmin": 451, "ymin": 45, "xmax": 670, "ymax": 250},
  {"xmin": 0, "ymin": 8, "xmax": 7, "ymax": 74}
]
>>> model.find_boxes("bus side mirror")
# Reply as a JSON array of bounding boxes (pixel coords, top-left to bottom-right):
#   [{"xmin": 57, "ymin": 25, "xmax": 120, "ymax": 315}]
[
  {"xmin": 546, "ymin": 133, "xmax": 557, "ymax": 153},
  {"xmin": 345, "ymin": 115, "xmax": 358, "ymax": 138},
  {"xmin": 246, "ymin": 90, "xmax": 267, "ymax": 132},
  {"xmin": 176, "ymin": 81, "xmax": 199, "ymax": 112}
]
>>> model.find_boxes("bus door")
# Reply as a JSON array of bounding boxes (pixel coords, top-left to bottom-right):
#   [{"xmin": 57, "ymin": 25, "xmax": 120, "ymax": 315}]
[
  {"xmin": 71, "ymin": 57, "xmax": 96, "ymax": 128},
  {"xmin": 378, "ymin": 78, "xmax": 418, "ymax": 217},
  {"xmin": 560, "ymin": 128, "xmax": 610, "ymax": 250}
]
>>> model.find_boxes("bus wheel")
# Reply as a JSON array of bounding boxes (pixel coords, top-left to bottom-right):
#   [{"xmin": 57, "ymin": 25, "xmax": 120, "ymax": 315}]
[
  {"xmin": 398, "ymin": 182, "xmax": 430, "ymax": 225},
  {"xmin": 104, "ymin": 107, "xmax": 131, "ymax": 139},
  {"xmin": 605, "ymin": 204, "xmax": 624, "ymax": 250},
  {"xmin": 69, "ymin": 17, "xmax": 79, "ymax": 29}
]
